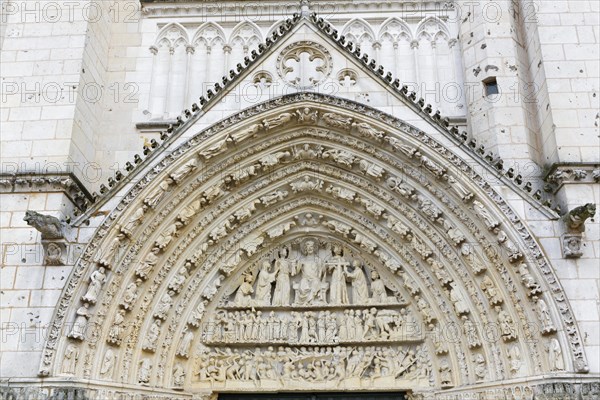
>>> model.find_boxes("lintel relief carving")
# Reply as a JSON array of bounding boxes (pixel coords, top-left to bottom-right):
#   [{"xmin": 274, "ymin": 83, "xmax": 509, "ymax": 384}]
[{"xmin": 43, "ymin": 95, "xmax": 589, "ymax": 397}]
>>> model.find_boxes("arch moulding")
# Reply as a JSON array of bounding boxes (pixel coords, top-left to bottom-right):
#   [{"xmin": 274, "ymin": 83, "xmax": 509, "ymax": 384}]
[{"xmin": 41, "ymin": 93, "xmax": 590, "ymax": 399}]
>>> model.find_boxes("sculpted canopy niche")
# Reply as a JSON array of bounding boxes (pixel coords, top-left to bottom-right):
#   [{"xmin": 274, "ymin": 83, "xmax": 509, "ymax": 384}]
[{"xmin": 44, "ymin": 94, "xmax": 588, "ymax": 398}]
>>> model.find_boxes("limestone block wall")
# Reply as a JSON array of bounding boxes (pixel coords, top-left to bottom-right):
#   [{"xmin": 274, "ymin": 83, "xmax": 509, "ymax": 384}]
[
  {"xmin": 0, "ymin": 1, "xmax": 140, "ymax": 189},
  {"xmin": 456, "ymin": 0, "xmax": 542, "ymax": 168},
  {"xmin": 529, "ymin": 0, "xmax": 600, "ymax": 164},
  {"xmin": 0, "ymin": 192, "xmax": 81, "ymax": 377}
]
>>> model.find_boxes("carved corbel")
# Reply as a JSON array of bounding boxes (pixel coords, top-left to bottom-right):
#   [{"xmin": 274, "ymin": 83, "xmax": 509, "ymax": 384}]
[{"xmin": 561, "ymin": 203, "xmax": 596, "ymax": 258}]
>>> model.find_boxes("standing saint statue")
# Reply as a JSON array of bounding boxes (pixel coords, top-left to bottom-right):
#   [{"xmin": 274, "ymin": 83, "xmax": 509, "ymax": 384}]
[
  {"xmin": 326, "ymin": 244, "xmax": 349, "ymax": 305},
  {"xmin": 82, "ymin": 267, "xmax": 106, "ymax": 304},
  {"xmin": 254, "ymin": 261, "xmax": 279, "ymax": 306},
  {"xmin": 272, "ymin": 247, "xmax": 294, "ymax": 306},
  {"xmin": 345, "ymin": 261, "xmax": 369, "ymax": 304},
  {"xmin": 69, "ymin": 303, "xmax": 90, "ymax": 340},
  {"xmin": 292, "ymin": 240, "xmax": 327, "ymax": 305}
]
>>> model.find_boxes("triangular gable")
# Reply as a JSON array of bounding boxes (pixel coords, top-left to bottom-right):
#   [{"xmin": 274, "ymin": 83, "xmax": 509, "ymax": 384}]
[{"xmin": 82, "ymin": 12, "xmax": 555, "ymax": 221}]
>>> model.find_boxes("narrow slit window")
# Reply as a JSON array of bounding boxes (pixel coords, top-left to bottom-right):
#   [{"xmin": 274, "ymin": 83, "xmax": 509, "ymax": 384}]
[{"xmin": 484, "ymin": 77, "xmax": 499, "ymax": 96}]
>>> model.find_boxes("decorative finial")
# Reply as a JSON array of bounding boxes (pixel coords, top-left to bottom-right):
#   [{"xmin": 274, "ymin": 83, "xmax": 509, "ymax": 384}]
[{"xmin": 300, "ymin": 0, "xmax": 310, "ymax": 17}]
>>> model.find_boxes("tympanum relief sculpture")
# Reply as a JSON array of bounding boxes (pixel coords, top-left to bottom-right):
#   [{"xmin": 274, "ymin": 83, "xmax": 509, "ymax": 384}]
[{"xmin": 192, "ymin": 239, "xmax": 431, "ymax": 390}]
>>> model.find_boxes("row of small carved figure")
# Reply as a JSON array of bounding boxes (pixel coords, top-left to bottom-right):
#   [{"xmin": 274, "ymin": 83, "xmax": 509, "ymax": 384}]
[
  {"xmin": 194, "ymin": 344, "xmax": 438, "ymax": 385},
  {"xmin": 310, "ymin": 12, "xmax": 553, "ymax": 208},
  {"xmin": 203, "ymin": 307, "xmax": 419, "ymax": 345}
]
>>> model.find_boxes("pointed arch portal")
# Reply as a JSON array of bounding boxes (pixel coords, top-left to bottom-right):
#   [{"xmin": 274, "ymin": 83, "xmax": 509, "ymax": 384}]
[{"xmin": 43, "ymin": 94, "xmax": 588, "ymax": 399}]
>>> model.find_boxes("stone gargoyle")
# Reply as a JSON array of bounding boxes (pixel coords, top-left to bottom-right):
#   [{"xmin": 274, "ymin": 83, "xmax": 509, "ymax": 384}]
[
  {"xmin": 23, "ymin": 210, "xmax": 64, "ymax": 240},
  {"xmin": 564, "ymin": 203, "xmax": 596, "ymax": 232}
]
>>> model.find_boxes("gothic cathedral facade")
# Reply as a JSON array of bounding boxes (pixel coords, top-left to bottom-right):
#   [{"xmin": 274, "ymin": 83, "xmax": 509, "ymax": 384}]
[{"xmin": 0, "ymin": 1, "xmax": 598, "ymax": 399}]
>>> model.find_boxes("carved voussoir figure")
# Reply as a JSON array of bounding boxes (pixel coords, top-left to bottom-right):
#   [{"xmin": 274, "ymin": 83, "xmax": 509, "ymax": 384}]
[
  {"xmin": 176, "ymin": 327, "xmax": 194, "ymax": 358},
  {"xmin": 119, "ymin": 205, "xmax": 148, "ymax": 237},
  {"xmin": 473, "ymin": 354, "xmax": 487, "ymax": 382},
  {"xmin": 233, "ymin": 199, "xmax": 260, "ymax": 222},
  {"xmin": 399, "ymin": 270, "xmax": 420, "ymax": 295},
  {"xmin": 260, "ymin": 190, "xmax": 288, "ymax": 206},
  {"xmin": 322, "ymin": 112, "xmax": 353, "ymax": 130},
  {"xmin": 439, "ymin": 358, "xmax": 453, "ymax": 388},
  {"xmin": 356, "ymin": 197, "xmax": 385, "ymax": 218},
  {"xmin": 107, "ymin": 309, "xmax": 126, "ymax": 344},
  {"xmin": 231, "ymin": 123, "xmax": 262, "ymax": 143},
  {"xmin": 142, "ymin": 318, "xmax": 162, "ymax": 352},
  {"xmin": 322, "ymin": 148, "xmax": 356, "ymax": 167},
  {"xmin": 266, "ymin": 221, "xmax": 296, "ymax": 239},
  {"xmin": 448, "ymin": 282, "xmax": 469, "ymax": 315},
  {"xmin": 472, "ymin": 200, "xmax": 500, "ymax": 231},
  {"xmin": 177, "ymin": 199, "xmax": 202, "ymax": 225},
  {"xmin": 68, "ymin": 303, "xmax": 90, "ymax": 340},
  {"xmin": 325, "ymin": 185, "xmax": 356, "ymax": 203},
  {"xmin": 533, "ymin": 296, "xmax": 556, "ymax": 334},
  {"xmin": 259, "ymin": 151, "xmax": 290, "ymax": 168},
  {"xmin": 135, "ymin": 247, "xmax": 160, "ymax": 280},
  {"xmin": 480, "ymin": 275, "xmax": 503, "ymax": 305},
  {"xmin": 495, "ymin": 229, "xmax": 523, "ymax": 262},
  {"xmin": 94, "ymin": 233, "xmax": 126, "ymax": 268},
  {"xmin": 290, "ymin": 175, "xmax": 324, "ymax": 193},
  {"xmin": 386, "ymin": 176, "xmax": 414, "ymax": 198},
  {"xmin": 143, "ymin": 178, "xmax": 173, "ymax": 208},
  {"xmin": 62, "ymin": 343, "xmax": 79, "ymax": 374},
  {"xmin": 100, "ymin": 348, "xmax": 115, "ymax": 377},
  {"xmin": 496, "ymin": 306, "xmax": 517, "ymax": 341},
  {"xmin": 415, "ymin": 295, "xmax": 435, "ymax": 323},
  {"xmin": 81, "ymin": 267, "xmax": 106, "ymax": 304},
  {"xmin": 460, "ymin": 243, "xmax": 486, "ymax": 274},
  {"xmin": 352, "ymin": 121, "xmax": 385, "ymax": 141},
  {"xmin": 447, "ymin": 175, "xmax": 473, "ymax": 202},
  {"xmin": 154, "ymin": 291, "xmax": 175, "ymax": 320},
  {"xmin": 352, "ymin": 230, "xmax": 377, "ymax": 253},
  {"xmin": 138, "ymin": 358, "xmax": 152, "ymax": 384},
  {"xmin": 412, "ymin": 194, "xmax": 442, "ymax": 222},
  {"xmin": 202, "ymin": 275, "xmax": 223, "ymax": 300},
  {"xmin": 208, "ymin": 216, "xmax": 235, "ymax": 245},
  {"xmin": 198, "ymin": 134, "xmax": 233, "ymax": 160},
  {"xmin": 170, "ymin": 158, "xmax": 198, "ymax": 184},
  {"xmin": 262, "ymin": 112, "xmax": 293, "ymax": 130},
  {"xmin": 385, "ymin": 214, "xmax": 411, "ymax": 238},
  {"xmin": 418, "ymin": 154, "xmax": 446, "ymax": 178},
  {"xmin": 385, "ymin": 136, "xmax": 420, "ymax": 158},
  {"xmin": 168, "ymin": 266, "xmax": 189, "ymax": 293},
  {"xmin": 547, "ymin": 338, "xmax": 564, "ymax": 371},
  {"xmin": 462, "ymin": 315, "xmax": 481, "ymax": 348},
  {"xmin": 322, "ymin": 219, "xmax": 352, "ymax": 237},
  {"xmin": 517, "ymin": 263, "xmax": 541, "ymax": 296},
  {"xmin": 226, "ymin": 164, "xmax": 259, "ymax": 184},
  {"xmin": 155, "ymin": 221, "xmax": 182, "ymax": 249},
  {"xmin": 173, "ymin": 363, "xmax": 186, "ymax": 387},
  {"xmin": 358, "ymin": 159, "xmax": 385, "ymax": 180},
  {"xmin": 296, "ymin": 107, "xmax": 318, "ymax": 123}
]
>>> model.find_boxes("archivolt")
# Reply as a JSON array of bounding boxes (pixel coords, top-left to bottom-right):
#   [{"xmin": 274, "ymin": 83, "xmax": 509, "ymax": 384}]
[{"xmin": 42, "ymin": 94, "xmax": 588, "ymax": 395}]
